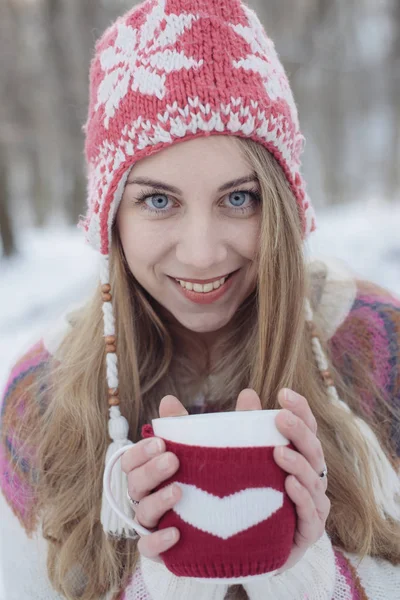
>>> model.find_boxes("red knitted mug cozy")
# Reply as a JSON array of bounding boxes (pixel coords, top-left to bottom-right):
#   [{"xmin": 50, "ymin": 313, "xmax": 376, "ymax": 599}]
[{"xmin": 141, "ymin": 424, "xmax": 297, "ymax": 580}]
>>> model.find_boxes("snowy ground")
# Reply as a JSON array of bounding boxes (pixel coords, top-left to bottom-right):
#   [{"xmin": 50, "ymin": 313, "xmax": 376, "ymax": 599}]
[
  {"xmin": 306, "ymin": 198, "xmax": 400, "ymax": 298},
  {"xmin": 1, "ymin": 199, "xmax": 400, "ymax": 393}
]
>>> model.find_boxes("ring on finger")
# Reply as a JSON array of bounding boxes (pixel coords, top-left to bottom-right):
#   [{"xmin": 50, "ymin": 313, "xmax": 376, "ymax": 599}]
[
  {"xmin": 127, "ymin": 488, "xmax": 140, "ymax": 509},
  {"xmin": 319, "ymin": 464, "xmax": 328, "ymax": 479}
]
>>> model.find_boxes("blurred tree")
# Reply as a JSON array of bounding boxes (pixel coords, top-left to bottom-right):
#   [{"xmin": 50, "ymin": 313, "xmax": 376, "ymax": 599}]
[
  {"xmin": 0, "ymin": 2, "xmax": 16, "ymax": 256},
  {"xmin": 386, "ymin": 0, "xmax": 400, "ymax": 201},
  {"xmin": 40, "ymin": 0, "xmax": 99, "ymax": 224},
  {"xmin": 0, "ymin": 142, "xmax": 15, "ymax": 257},
  {"xmin": 0, "ymin": 0, "xmax": 54, "ymax": 232}
]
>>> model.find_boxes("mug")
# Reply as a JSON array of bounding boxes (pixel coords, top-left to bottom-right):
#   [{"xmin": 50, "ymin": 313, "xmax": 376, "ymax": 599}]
[{"xmin": 103, "ymin": 410, "xmax": 296, "ymax": 584}]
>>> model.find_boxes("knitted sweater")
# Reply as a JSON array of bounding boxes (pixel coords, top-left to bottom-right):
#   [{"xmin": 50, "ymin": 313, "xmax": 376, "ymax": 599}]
[{"xmin": 1, "ymin": 259, "xmax": 400, "ymax": 600}]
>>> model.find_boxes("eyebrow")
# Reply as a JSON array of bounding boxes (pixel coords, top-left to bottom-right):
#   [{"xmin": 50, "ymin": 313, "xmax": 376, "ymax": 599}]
[{"xmin": 126, "ymin": 174, "xmax": 259, "ymax": 194}]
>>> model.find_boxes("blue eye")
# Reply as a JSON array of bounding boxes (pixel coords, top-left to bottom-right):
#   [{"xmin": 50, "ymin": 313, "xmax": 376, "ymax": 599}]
[
  {"xmin": 225, "ymin": 190, "xmax": 260, "ymax": 212},
  {"xmin": 148, "ymin": 194, "xmax": 169, "ymax": 209},
  {"xmin": 229, "ymin": 191, "xmax": 247, "ymax": 207},
  {"xmin": 133, "ymin": 189, "xmax": 175, "ymax": 214}
]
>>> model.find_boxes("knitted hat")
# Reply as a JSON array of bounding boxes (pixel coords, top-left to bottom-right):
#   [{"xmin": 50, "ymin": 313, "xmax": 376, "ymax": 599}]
[
  {"xmin": 78, "ymin": 0, "xmax": 400, "ymax": 540},
  {"xmin": 81, "ymin": 0, "xmax": 316, "ymax": 253}
]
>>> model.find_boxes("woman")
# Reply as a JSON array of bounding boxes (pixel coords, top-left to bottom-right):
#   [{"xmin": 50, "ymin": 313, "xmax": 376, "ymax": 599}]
[{"xmin": 1, "ymin": 0, "xmax": 399, "ymax": 599}]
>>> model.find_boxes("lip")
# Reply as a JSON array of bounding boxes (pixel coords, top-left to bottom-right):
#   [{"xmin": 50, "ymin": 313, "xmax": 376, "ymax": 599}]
[{"xmin": 170, "ymin": 270, "xmax": 239, "ymax": 305}]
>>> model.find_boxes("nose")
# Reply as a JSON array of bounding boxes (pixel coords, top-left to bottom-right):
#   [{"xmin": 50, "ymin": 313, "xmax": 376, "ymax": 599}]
[{"xmin": 175, "ymin": 215, "xmax": 227, "ymax": 272}]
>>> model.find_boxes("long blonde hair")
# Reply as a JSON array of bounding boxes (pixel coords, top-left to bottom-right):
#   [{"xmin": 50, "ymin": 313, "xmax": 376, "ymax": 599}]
[{"xmin": 22, "ymin": 138, "xmax": 400, "ymax": 599}]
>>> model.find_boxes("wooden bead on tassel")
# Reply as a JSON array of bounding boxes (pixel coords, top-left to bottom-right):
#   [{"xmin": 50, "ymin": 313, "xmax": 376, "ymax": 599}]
[
  {"xmin": 321, "ymin": 369, "xmax": 334, "ymax": 387},
  {"xmin": 106, "ymin": 344, "xmax": 116, "ymax": 353},
  {"xmin": 102, "ymin": 293, "xmax": 112, "ymax": 302},
  {"xmin": 105, "ymin": 335, "xmax": 116, "ymax": 345},
  {"xmin": 108, "ymin": 395, "xmax": 120, "ymax": 406},
  {"xmin": 108, "ymin": 388, "xmax": 119, "ymax": 397},
  {"xmin": 307, "ymin": 322, "xmax": 319, "ymax": 338},
  {"xmin": 101, "ymin": 284, "xmax": 111, "ymax": 293}
]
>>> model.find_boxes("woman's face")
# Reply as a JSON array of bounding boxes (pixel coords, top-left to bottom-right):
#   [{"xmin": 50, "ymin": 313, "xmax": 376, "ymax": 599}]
[{"xmin": 117, "ymin": 135, "xmax": 260, "ymax": 334}]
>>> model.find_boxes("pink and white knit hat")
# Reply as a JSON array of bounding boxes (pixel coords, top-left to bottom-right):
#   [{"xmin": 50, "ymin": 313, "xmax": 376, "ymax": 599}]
[
  {"xmin": 79, "ymin": 0, "xmax": 399, "ymax": 538},
  {"xmin": 81, "ymin": 0, "xmax": 316, "ymax": 255}
]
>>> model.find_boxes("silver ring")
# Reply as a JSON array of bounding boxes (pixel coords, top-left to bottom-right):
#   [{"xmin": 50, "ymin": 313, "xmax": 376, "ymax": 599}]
[
  {"xmin": 129, "ymin": 529, "xmax": 141, "ymax": 541},
  {"xmin": 319, "ymin": 465, "xmax": 328, "ymax": 479},
  {"xmin": 127, "ymin": 488, "xmax": 140, "ymax": 509}
]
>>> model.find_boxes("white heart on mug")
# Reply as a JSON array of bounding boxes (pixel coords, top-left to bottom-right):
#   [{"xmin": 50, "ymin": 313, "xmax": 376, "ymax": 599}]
[{"xmin": 172, "ymin": 483, "xmax": 284, "ymax": 540}]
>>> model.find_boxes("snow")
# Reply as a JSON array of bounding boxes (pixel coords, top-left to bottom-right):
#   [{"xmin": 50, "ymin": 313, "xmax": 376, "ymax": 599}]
[
  {"xmin": 1, "ymin": 229, "xmax": 99, "ymax": 390},
  {"xmin": 306, "ymin": 198, "xmax": 400, "ymax": 298},
  {"xmin": 1, "ymin": 200, "xmax": 399, "ymax": 394}
]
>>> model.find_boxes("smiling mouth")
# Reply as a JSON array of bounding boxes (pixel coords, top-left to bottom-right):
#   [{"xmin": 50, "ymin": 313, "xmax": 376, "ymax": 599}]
[{"xmin": 171, "ymin": 270, "xmax": 238, "ymax": 293}]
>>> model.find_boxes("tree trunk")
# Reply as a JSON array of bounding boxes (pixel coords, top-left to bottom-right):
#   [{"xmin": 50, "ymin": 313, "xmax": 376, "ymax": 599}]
[
  {"xmin": 0, "ymin": 143, "xmax": 16, "ymax": 257},
  {"xmin": 385, "ymin": 0, "xmax": 400, "ymax": 201}
]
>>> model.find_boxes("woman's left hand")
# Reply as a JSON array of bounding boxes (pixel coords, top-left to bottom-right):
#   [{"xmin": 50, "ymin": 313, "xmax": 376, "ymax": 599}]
[{"xmin": 235, "ymin": 388, "xmax": 331, "ymax": 574}]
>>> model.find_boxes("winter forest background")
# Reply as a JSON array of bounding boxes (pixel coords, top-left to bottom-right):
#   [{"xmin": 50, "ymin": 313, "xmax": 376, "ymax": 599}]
[{"xmin": 1, "ymin": 0, "xmax": 400, "ymax": 394}]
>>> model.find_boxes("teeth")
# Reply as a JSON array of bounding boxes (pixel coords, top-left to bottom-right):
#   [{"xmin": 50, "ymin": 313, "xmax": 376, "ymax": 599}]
[{"xmin": 177, "ymin": 276, "xmax": 227, "ymax": 293}]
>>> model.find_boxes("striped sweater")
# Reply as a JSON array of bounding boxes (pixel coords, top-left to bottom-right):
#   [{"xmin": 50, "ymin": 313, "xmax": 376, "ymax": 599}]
[{"xmin": 1, "ymin": 259, "xmax": 400, "ymax": 600}]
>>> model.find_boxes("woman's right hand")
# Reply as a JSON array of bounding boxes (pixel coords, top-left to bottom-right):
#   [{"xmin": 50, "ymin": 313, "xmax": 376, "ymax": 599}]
[{"xmin": 121, "ymin": 395, "xmax": 188, "ymax": 562}]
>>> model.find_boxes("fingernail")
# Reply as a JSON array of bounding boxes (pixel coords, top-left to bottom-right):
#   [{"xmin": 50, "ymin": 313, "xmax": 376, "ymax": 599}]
[
  {"xmin": 162, "ymin": 485, "xmax": 175, "ymax": 500},
  {"xmin": 145, "ymin": 439, "xmax": 162, "ymax": 457},
  {"xmin": 294, "ymin": 478, "xmax": 302, "ymax": 490},
  {"xmin": 285, "ymin": 389, "xmax": 297, "ymax": 405},
  {"xmin": 157, "ymin": 454, "xmax": 171, "ymax": 471},
  {"xmin": 161, "ymin": 529, "xmax": 176, "ymax": 543},
  {"xmin": 282, "ymin": 447, "xmax": 296, "ymax": 462}
]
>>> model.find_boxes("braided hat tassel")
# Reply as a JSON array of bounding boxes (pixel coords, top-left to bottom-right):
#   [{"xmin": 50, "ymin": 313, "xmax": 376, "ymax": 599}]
[
  {"xmin": 305, "ymin": 299, "xmax": 400, "ymax": 522},
  {"xmin": 99, "ymin": 255, "xmax": 135, "ymax": 537}
]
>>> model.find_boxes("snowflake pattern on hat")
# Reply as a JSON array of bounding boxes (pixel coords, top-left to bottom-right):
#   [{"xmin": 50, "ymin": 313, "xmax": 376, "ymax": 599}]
[
  {"xmin": 230, "ymin": 9, "xmax": 299, "ymax": 122},
  {"xmin": 96, "ymin": 1, "xmax": 203, "ymax": 129},
  {"xmin": 81, "ymin": 0, "xmax": 316, "ymax": 256}
]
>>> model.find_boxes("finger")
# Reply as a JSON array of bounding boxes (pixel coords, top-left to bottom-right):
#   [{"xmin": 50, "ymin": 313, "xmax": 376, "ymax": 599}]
[
  {"xmin": 274, "ymin": 408, "xmax": 325, "ymax": 475},
  {"xmin": 274, "ymin": 445, "xmax": 330, "ymax": 514},
  {"xmin": 138, "ymin": 527, "xmax": 180, "ymax": 559},
  {"xmin": 285, "ymin": 475, "xmax": 328, "ymax": 548},
  {"xmin": 121, "ymin": 438, "xmax": 165, "ymax": 474},
  {"xmin": 235, "ymin": 388, "xmax": 262, "ymax": 411},
  {"xmin": 159, "ymin": 395, "xmax": 189, "ymax": 418},
  {"xmin": 135, "ymin": 483, "xmax": 182, "ymax": 530},
  {"xmin": 127, "ymin": 451, "xmax": 179, "ymax": 502},
  {"xmin": 277, "ymin": 389, "xmax": 318, "ymax": 434}
]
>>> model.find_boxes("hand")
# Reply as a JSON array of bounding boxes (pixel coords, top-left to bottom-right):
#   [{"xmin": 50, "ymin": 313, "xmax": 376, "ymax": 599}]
[
  {"xmin": 121, "ymin": 395, "xmax": 188, "ymax": 562},
  {"xmin": 120, "ymin": 390, "xmax": 260, "ymax": 561},
  {"xmin": 237, "ymin": 388, "xmax": 330, "ymax": 573},
  {"xmin": 232, "ymin": 388, "xmax": 330, "ymax": 572},
  {"xmin": 273, "ymin": 388, "xmax": 331, "ymax": 573}
]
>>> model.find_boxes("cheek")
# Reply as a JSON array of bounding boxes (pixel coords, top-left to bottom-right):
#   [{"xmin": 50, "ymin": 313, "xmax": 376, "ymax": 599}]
[
  {"xmin": 230, "ymin": 219, "xmax": 259, "ymax": 260},
  {"xmin": 118, "ymin": 214, "xmax": 171, "ymax": 278}
]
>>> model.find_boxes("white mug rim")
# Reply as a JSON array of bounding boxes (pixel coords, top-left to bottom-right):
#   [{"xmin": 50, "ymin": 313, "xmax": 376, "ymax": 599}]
[{"xmin": 152, "ymin": 408, "xmax": 288, "ymax": 447}]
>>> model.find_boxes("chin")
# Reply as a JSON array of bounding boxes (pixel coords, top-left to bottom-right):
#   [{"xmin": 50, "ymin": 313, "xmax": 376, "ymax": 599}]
[{"xmin": 173, "ymin": 311, "xmax": 234, "ymax": 334}]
